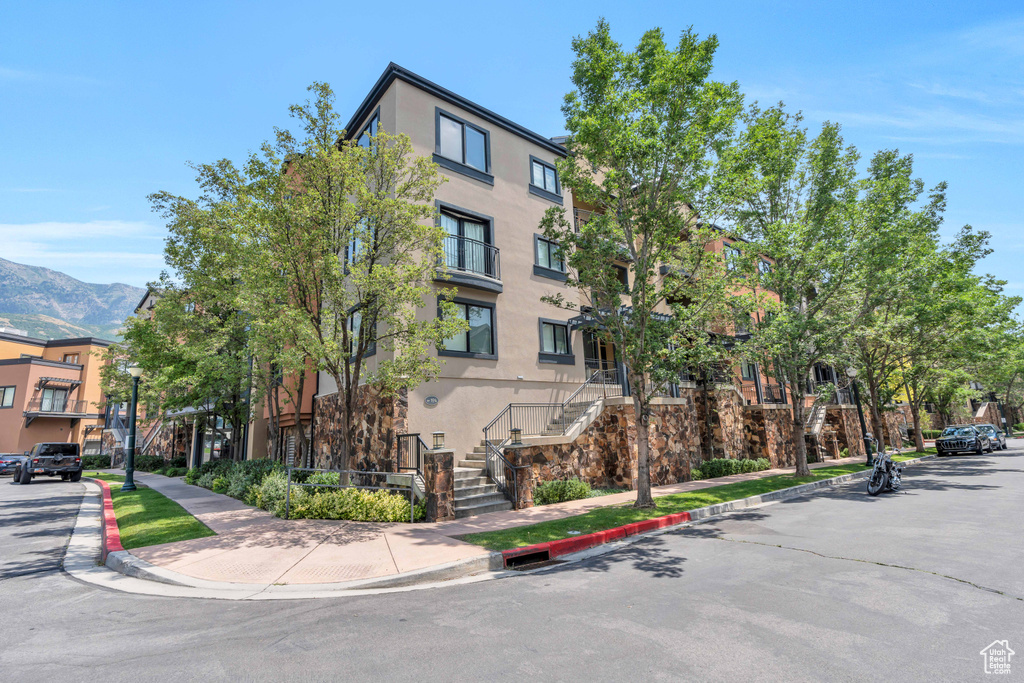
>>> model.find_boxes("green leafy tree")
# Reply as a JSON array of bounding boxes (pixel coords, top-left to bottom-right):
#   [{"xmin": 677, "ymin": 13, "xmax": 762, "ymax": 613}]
[
  {"xmin": 234, "ymin": 83, "xmax": 467, "ymax": 470},
  {"xmin": 723, "ymin": 104, "xmax": 860, "ymax": 476},
  {"xmin": 542, "ymin": 21, "xmax": 747, "ymax": 507}
]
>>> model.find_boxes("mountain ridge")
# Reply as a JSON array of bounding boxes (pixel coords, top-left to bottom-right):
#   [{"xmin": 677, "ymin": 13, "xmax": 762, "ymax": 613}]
[{"xmin": 0, "ymin": 257, "xmax": 146, "ymax": 340}]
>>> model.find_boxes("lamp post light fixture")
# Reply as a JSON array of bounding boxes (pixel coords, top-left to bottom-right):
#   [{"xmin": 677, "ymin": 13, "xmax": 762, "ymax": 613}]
[
  {"xmin": 846, "ymin": 366, "xmax": 873, "ymax": 467},
  {"xmin": 122, "ymin": 364, "xmax": 144, "ymax": 492},
  {"xmin": 510, "ymin": 427, "xmax": 522, "ymax": 445},
  {"xmin": 432, "ymin": 431, "xmax": 445, "ymax": 450}
]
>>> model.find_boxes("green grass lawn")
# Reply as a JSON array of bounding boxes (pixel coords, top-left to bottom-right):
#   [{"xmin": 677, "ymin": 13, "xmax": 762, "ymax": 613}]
[
  {"xmin": 84, "ymin": 471, "xmax": 215, "ymax": 550},
  {"xmin": 461, "ymin": 460, "xmax": 921, "ymax": 551}
]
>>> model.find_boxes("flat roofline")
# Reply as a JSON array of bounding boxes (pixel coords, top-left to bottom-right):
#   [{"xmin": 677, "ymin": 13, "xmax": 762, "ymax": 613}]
[
  {"xmin": 344, "ymin": 62, "xmax": 568, "ymax": 158},
  {"xmin": 0, "ymin": 357, "xmax": 83, "ymax": 370},
  {"xmin": 0, "ymin": 331, "xmax": 116, "ymax": 349}
]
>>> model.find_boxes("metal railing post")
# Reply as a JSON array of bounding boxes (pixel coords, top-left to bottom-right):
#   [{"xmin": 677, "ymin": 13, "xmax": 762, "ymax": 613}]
[{"xmin": 285, "ymin": 468, "xmax": 292, "ymax": 520}]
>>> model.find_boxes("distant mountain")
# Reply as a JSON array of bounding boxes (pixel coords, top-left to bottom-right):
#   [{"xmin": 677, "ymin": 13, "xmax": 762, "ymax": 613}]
[{"xmin": 0, "ymin": 257, "xmax": 146, "ymax": 341}]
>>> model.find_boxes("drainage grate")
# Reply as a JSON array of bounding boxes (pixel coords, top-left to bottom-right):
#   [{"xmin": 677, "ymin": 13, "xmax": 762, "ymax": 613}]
[{"xmin": 507, "ymin": 558, "xmax": 567, "ymax": 571}]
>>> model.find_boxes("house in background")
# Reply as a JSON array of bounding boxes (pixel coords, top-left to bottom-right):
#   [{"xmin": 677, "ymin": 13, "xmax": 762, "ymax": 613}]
[{"xmin": 0, "ymin": 330, "xmax": 113, "ymax": 453}]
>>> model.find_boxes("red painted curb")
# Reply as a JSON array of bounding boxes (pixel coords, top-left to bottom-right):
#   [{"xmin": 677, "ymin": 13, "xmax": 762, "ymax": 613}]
[
  {"xmin": 501, "ymin": 509, "xmax": 693, "ymax": 567},
  {"xmin": 90, "ymin": 478, "xmax": 123, "ymax": 561}
]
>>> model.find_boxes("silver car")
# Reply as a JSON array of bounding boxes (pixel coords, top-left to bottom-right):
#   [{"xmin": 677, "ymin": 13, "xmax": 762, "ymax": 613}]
[{"xmin": 975, "ymin": 424, "xmax": 1008, "ymax": 450}]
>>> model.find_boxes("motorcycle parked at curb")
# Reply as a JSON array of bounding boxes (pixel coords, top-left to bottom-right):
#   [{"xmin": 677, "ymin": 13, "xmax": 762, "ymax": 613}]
[{"xmin": 866, "ymin": 443, "xmax": 904, "ymax": 496}]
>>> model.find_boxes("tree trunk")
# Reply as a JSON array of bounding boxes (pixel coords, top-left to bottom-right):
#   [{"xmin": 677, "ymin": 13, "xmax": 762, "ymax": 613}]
[
  {"xmin": 701, "ymin": 377, "xmax": 715, "ymax": 461},
  {"xmin": 633, "ymin": 386, "xmax": 655, "ymax": 508},
  {"xmin": 791, "ymin": 388, "xmax": 810, "ymax": 477},
  {"xmin": 293, "ymin": 371, "xmax": 308, "ymax": 467},
  {"xmin": 866, "ymin": 377, "xmax": 886, "ymax": 451},
  {"xmin": 910, "ymin": 402, "xmax": 925, "ymax": 452}
]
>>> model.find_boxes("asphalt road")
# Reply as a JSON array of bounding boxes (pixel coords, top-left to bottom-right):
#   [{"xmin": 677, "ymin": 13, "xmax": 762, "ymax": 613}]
[{"xmin": 1, "ymin": 445, "xmax": 1022, "ymax": 682}]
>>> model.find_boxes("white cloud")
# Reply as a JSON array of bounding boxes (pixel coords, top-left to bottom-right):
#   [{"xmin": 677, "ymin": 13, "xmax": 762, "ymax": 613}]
[{"xmin": 0, "ymin": 220, "xmax": 162, "ymax": 241}]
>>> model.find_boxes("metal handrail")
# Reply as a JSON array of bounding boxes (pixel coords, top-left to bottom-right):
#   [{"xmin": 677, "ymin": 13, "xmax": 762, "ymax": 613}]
[
  {"xmin": 25, "ymin": 398, "xmax": 89, "ymax": 414},
  {"xmin": 443, "ymin": 234, "xmax": 500, "ymax": 280},
  {"xmin": 396, "ymin": 433, "xmax": 428, "ymax": 473},
  {"xmin": 482, "ymin": 370, "xmax": 624, "ymax": 506}
]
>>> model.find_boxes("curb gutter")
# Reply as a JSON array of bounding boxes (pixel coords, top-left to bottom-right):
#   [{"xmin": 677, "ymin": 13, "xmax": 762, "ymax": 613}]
[
  {"xmin": 501, "ymin": 455, "xmax": 936, "ymax": 567},
  {"xmin": 85, "ymin": 476, "xmax": 504, "ymax": 597}
]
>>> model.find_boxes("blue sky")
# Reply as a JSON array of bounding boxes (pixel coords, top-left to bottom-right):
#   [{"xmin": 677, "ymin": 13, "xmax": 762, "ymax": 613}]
[{"xmin": 1, "ymin": 1, "xmax": 1022, "ymax": 298}]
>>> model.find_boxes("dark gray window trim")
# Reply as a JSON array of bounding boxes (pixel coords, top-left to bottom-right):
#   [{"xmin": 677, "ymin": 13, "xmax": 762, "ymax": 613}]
[
  {"xmin": 434, "ymin": 107, "xmax": 493, "ymax": 185},
  {"xmin": 528, "ymin": 155, "xmax": 562, "ymax": 204},
  {"xmin": 357, "ymin": 105, "xmax": 381, "ymax": 145},
  {"xmin": 344, "ymin": 62, "xmax": 568, "ymax": 157},
  {"xmin": 437, "ymin": 295, "xmax": 498, "ymax": 360},
  {"xmin": 436, "ymin": 271, "xmax": 503, "ymax": 293},
  {"xmin": 533, "ymin": 265, "xmax": 568, "ymax": 282},
  {"xmin": 0, "ymin": 385, "xmax": 15, "ymax": 409},
  {"xmin": 537, "ymin": 318, "xmax": 575, "ymax": 365},
  {"xmin": 436, "ymin": 200, "xmax": 495, "ymax": 233},
  {"xmin": 433, "ymin": 154, "xmax": 494, "ymax": 185}
]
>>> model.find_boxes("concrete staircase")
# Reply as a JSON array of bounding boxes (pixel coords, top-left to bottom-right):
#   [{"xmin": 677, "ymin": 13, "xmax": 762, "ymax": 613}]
[{"xmin": 454, "ymin": 441, "xmax": 513, "ymax": 518}]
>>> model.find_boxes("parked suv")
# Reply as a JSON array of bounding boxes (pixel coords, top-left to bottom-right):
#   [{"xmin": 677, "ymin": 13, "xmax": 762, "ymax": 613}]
[
  {"xmin": 934, "ymin": 425, "xmax": 992, "ymax": 456},
  {"xmin": 975, "ymin": 423, "xmax": 1008, "ymax": 451},
  {"xmin": 0, "ymin": 453, "xmax": 21, "ymax": 476},
  {"xmin": 12, "ymin": 443, "xmax": 82, "ymax": 484}
]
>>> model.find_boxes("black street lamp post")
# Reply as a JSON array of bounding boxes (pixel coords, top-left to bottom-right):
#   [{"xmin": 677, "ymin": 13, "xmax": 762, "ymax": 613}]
[
  {"xmin": 122, "ymin": 365, "xmax": 144, "ymax": 492},
  {"xmin": 846, "ymin": 367, "xmax": 873, "ymax": 467}
]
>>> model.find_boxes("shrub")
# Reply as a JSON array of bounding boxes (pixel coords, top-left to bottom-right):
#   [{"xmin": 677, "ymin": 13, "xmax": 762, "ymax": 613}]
[
  {"xmin": 839, "ymin": 448, "xmax": 850, "ymax": 459},
  {"xmin": 81, "ymin": 454, "xmax": 111, "ymax": 469},
  {"xmin": 284, "ymin": 487, "xmax": 417, "ymax": 522},
  {"xmin": 919, "ymin": 429, "xmax": 943, "ymax": 440},
  {"xmin": 168, "ymin": 455, "xmax": 187, "ymax": 468},
  {"xmin": 133, "ymin": 454, "xmax": 165, "ymax": 472},
  {"xmin": 690, "ymin": 468, "xmax": 703, "ymax": 481},
  {"xmin": 197, "ymin": 472, "xmax": 216, "ymax": 489},
  {"xmin": 255, "ymin": 470, "xmax": 289, "ymax": 512},
  {"xmin": 184, "ymin": 467, "xmax": 200, "ymax": 485},
  {"xmin": 303, "ymin": 470, "xmax": 340, "ymax": 494},
  {"xmin": 533, "ymin": 478, "xmax": 592, "ymax": 506},
  {"xmin": 212, "ymin": 476, "xmax": 230, "ymax": 494},
  {"xmin": 698, "ymin": 458, "xmax": 771, "ymax": 480},
  {"xmin": 1014, "ymin": 423, "xmax": 1024, "ymax": 433}
]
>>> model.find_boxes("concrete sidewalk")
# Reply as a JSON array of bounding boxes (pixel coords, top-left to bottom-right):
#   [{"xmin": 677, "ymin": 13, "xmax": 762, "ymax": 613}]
[
  {"xmin": 125, "ymin": 473, "xmax": 490, "ymax": 585},
  {"xmin": 107, "ymin": 453, "xmax": 882, "ymax": 585}
]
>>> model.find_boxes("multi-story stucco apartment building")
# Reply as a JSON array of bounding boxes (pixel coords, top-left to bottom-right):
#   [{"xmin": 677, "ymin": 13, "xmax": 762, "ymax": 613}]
[
  {"xmin": 313, "ymin": 64, "xmax": 612, "ymax": 466},
  {"xmin": 0, "ymin": 330, "xmax": 113, "ymax": 453}
]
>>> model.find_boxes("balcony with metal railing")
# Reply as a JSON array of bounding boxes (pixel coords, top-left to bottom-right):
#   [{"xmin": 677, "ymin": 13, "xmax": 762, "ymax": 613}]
[
  {"xmin": 442, "ymin": 234, "xmax": 500, "ymax": 280},
  {"xmin": 24, "ymin": 397, "xmax": 92, "ymax": 426}
]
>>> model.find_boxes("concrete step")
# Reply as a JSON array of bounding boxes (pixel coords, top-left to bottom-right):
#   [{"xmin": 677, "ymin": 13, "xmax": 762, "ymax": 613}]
[
  {"xmin": 454, "ymin": 491, "xmax": 509, "ymax": 508},
  {"xmin": 472, "ymin": 445, "xmax": 487, "ymax": 454},
  {"xmin": 453, "ymin": 484, "xmax": 498, "ymax": 498},
  {"xmin": 454, "ymin": 499, "xmax": 514, "ymax": 518},
  {"xmin": 458, "ymin": 459, "xmax": 489, "ymax": 469},
  {"xmin": 453, "ymin": 476, "xmax": 490, "ymax": 488},
  {"xmin": 462, "ymin": 452, "xmax": 486, "ymax": 462},
  {"xmin": 454, "ymin": 467, "xmax": 486, "ymax": 480}
]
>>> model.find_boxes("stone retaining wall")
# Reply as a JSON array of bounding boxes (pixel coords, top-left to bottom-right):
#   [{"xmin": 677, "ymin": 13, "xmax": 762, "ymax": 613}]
[
  {"xmin": 824, "ymin": 406, "xmax": 867, "ymax": 459},
  {"xmin": 312, "ymin": 386, "xmax": 408, "ymax": 471},
  {"xmin": 742, "ymin": 405, "xmax": 795, "ymax": 467}
]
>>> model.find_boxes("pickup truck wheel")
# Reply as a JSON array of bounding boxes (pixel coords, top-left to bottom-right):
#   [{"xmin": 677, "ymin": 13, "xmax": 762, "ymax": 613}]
[
  {"xmin": 60, "ymin": 473, "xmax": 70, "ymax": 481},
  {"xmin": 69, "ymin": 471, "xmax": 82, "ymax": 482},
  {"xmin": 18, "ymin": 466, "xmax": 31, "ymax": 485}
]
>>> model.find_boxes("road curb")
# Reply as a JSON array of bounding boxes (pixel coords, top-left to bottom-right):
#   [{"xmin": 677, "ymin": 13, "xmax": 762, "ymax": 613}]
[
  {"xmin": 89, "ymin": 477, "xmax": 124, "ymax": 562},
  {"xmin": 501, "ymin": 455, "xmax": 936, "ymax": 566}
]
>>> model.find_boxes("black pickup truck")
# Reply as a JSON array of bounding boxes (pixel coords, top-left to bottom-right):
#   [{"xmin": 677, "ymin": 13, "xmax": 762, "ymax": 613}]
[{"xmin": 12, "ymin": 443, "xmax": 82, "ymax": 484}]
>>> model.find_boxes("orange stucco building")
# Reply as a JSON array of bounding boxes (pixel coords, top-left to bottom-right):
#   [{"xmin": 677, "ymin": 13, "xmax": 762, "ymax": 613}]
[{"xmin": 0, "ymin": 330, "xmax": 114, "ymax": 453}]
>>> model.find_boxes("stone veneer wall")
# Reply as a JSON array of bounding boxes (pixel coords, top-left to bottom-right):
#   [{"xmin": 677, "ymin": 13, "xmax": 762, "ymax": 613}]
[
  {"xmin": 507, "ymin": 389, "xmax": 748, "ymax": 509},
  {"xmin": 743, "ymin": 406, "xmax": 795, "ymax": 468},
  {"xmin": 144, "ymin": 419, "xmax": 193, "ymax": 462},
  {"xmin": 824, "ymin": 406, "xmax": 866, "ymax": 459},
  {"xmin": 881, "ymin": 411, "xmax": 904, "ymax": 449},
  {"xmin": 312, "ymin": 386, "xmax": 408, "ymax": 471}
]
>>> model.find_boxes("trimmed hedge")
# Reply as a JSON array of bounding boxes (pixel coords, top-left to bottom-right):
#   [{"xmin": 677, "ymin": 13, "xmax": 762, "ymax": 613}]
[
  {"xmin": 286, "ymin": 487, "xmax": 423, "ymax": 522},
  {"xmin": 81, "ymin": 454, "xmax": 111, "ymax": 469},
  {"xmin": 693, "ymin": 458, "xmax": 772, "ymax": 480},
  {"xmin": 919, "ymin": 429, "xmax": 943, "ymax": 440},
  {"xmin": 533, "ymin": 479, "xmax": 592, "ymax": 506}
]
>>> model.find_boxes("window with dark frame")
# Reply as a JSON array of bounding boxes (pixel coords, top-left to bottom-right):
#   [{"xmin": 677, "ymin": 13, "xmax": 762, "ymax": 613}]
[
  {"xmin": 724, "ymin": 243, "xmax": 742, "ymax": 271},
  {"xmin": 540, "ymin": 321, "xmax": 570, "ymax": 355},
  {"xmin": 62, "ymin": 353, "xmax": 79, "ymax": 364},
  {"xmin": 357, "ymin": 110, "xmax": 379, "ymax": 148},
  {"xmin": 535, "ymin": 235, "xmax": 564, "ymax": 273},
  {"xmin": 437, "ymin": 111, "xmax": 488, "ymax": 172},
  {"xmin": 614, "ymin": 265, "xmax": 629, "ymax": 290},
  {"xmin": 531, "ymin": 158, "xmax": 559, "ymax": 194},
  {"xmin": 441, "ymin": 301, "xmax": 494, "ymax": 356},
  {"xmin": 0, "ymin": 386, "xmax": 14, "ymax": 409},
  {"xmin": 441, "ymin": 210, "xmax": 495, "ymax": 278},
  {"xmin": 758, "ymin": 259, "xmax": 771, "ymax": 274},
  {"xmin": 741, "ymin": 361, "xmax": 757, "ymax": 381}
]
